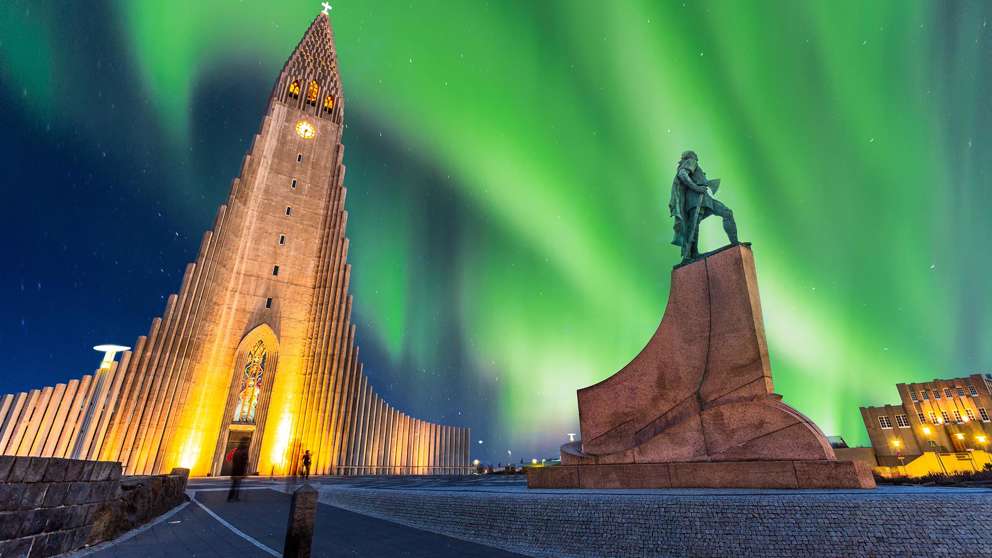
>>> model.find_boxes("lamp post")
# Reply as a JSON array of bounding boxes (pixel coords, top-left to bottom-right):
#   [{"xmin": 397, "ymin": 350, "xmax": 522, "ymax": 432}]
[{"xmin": 923, "ymin": 426, "xmax": 948, "ymax": 476}]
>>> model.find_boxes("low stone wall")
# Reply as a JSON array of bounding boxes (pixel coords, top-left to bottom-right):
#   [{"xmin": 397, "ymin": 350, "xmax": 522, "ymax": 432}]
[
  {"xmin": 318, "ymin": 484, "xmax": 992, "ymax": 558},
  {"xmin": 0, "ymin": 457, "xmax": 188, "ymax": 557}
]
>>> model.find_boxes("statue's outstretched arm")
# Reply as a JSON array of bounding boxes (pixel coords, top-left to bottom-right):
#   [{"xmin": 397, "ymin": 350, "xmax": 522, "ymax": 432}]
[{"xmin": 678, "ymin": 169, "xmax": 707, "ymax": 193}]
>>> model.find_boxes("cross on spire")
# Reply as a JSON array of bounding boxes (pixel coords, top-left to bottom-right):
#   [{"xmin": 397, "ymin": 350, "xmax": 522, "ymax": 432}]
[{"xmin": 321, "ymin": 2, "xmax": 332, "ymax": 15}]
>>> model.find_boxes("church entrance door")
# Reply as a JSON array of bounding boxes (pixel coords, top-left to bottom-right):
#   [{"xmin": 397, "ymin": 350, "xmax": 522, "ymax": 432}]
[{"xmin": 220, "ymin": 429, "xmax": 253, "ymax": 476}]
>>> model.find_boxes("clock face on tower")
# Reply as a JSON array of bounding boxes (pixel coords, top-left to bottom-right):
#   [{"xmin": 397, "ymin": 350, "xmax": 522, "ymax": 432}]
[{"xmin": 295, "ymin": 120, "xmax": 316, "ymax": 139}]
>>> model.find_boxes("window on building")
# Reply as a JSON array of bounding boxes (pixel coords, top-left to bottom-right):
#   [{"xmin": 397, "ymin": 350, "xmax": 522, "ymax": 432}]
[
  {"xmin": 922, "ymin": 390, "xmax": 929, "ymax": 400},
  {"xmin": 953, "ymin": 410, "xmax": 963, "ymax": 423},
  {"xmin": 941, "ymin": 410, "xmax": 951, "ymax": 423},
  {"xmin": 279, "ymin": 234, "xmax": 286, "ymax": 245},
  {"xmin": 292, "ymin": 179, "xmax": 298, "ymax": 189},
  {"xmin": 878, "ymin": 416, "xmax": 892, "ymax": 429},
  {"xmin": 323, "ymin": 95, "xmax": 335, "ymax": 114},
  {"xmin": 895, "ymin": 414, "xmax": 910, "ymax": 428},
  {"xmin": 934, "ymin": 389, "xmax": 941, "ymax": 400},
  {"xmin": 944, "ymin": 388, "xmax": 953, "ymax": 398},
  {"xmin": 984, "ymin": 375, "xmax": 992, "ymax": 395},
  {"xmin": 980, "ymin": 408, "xmax": 991, "ymax": 422},
  {"xmin": 297, "ymin": 154, "xmax": 303, "ymax": 163},
  {"xmin": 969, "ymin": 384, "xmax": 979, "ymax": 397},
  {"xmin": 233, "ymin": 340, "xmax": 266, "ymax": 423},
  {"xmin": 287, "ymin": 80, "xmax": 301, "ymax": 99},
  {"xmin": 957, "ymin": 387, "xmax": 966, "ymax": 397},
  {"xmin": 272, "ymin": 265, "xmax": 280, "ymax": 276},
  {"xmin": 930, "ymin": 411, "xmax": 939, "ymax": 424},
  {"xmin": 918, "ymin": 412, "xmax": 927, "ymax": 423},
  {"xmin": 966, "ymin": 409, "xmax": 976, "ymax": 422},
  {"xmin": 306, "ymin": 81, "xmax": 320, "ymax": 106},
  {"xmin": 286, "ymin": 207, "xmax": 292, "ymax": 216},
  {"xmin": 910, "ymin": 390, "xmax": 918, "ymax": 402},
  {"xmin": 265, "ymin": 297, "xmax": 272, "ymax": 309}
]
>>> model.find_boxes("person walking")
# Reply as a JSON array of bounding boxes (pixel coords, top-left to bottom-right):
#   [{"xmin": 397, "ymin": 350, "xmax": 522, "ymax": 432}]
[{"xmin": 227, "ymin": 439, "xmax": 250, "ymax": 502}]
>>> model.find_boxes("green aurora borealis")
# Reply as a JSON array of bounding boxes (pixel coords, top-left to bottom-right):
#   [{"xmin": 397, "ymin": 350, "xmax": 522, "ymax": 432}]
[{"xmin": 2, "ymin": 1, "xmax": 991, "ymax": 461}]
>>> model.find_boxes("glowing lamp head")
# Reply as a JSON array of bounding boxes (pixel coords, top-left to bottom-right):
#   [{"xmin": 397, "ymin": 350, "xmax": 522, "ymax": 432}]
[
  {"xmin": 472, "ymin": 459, "xmax": 480, "ymax": 466},
  {"xmin": 955, "ymin": 433, "xmax": 965, "ymax": 440},
  {"xmin": 295, "ymin": 120, "xmax": 316, "ymax": 139},
  {"xmin": 978, "ymin": 435, "xmax": 988, "ymax": 444},
  {"xmin": 531, "ymin": 458, "xmax": 538, "ymax": 465},
  {"xmin": 922, "ymin": 426, "xmax": 932, "ymax": 436},
  {"xmin": 93, "ymin": 344, "xmax": 131, "ymax": 370},
  {"xmin": 890, "ymin": 439, "xmax": 902, "ymax": 449}
]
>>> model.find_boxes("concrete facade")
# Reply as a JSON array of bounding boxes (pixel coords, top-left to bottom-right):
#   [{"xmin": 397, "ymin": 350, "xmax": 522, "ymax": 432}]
[
  {"xmin": 860, "ymin": 373, "xmax": 992, "ymax": 468},
  {"xmin": 0, "ymin": 14, "xmax": 470, "ymax": 478}
]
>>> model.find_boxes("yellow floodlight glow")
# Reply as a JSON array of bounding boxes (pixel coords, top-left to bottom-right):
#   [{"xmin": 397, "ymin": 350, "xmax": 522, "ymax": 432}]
[
  {"xmin": 890, "ymin": 439, "xmax": 902, "ymax": 448},
  {"xmin": 270, "ymin": 412, "xmax": 293, "ymax": 470},
  {"xmin": 978, "ymin": 435, "xmax": 988, "ymax": 444},
  {"xmin": 472, "ymin": 459, "xmax": 480, "ymax": 466},
  {"xmin": 955, "ymin": 433, "xmax": 965, "ymax": 440},
  {"xmin": 922, "ymin": 426, "xmax": 932, "ymax": 436}
]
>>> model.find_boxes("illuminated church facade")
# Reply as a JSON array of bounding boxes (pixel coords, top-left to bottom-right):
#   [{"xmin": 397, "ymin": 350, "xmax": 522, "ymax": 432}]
[{"xmin": 0, "ymin": 13, "xmax": 471, "ymax": 477}]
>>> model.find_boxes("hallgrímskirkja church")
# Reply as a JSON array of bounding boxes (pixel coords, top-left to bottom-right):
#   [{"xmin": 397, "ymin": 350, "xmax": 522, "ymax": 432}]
[{"xmin": 0, "ymin": 11, "xmax": 470, "ymax": 477}]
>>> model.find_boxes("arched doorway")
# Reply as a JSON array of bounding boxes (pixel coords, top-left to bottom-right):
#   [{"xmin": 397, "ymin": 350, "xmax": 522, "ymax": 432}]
[{"xmin": 211, "ymin": 324, "xmax": 279, "ymax": 476}]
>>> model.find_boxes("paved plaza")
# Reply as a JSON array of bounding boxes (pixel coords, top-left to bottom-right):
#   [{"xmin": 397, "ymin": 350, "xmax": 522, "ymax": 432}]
[
  {"xmin": 71, "ymin": 475, "xmax": 992, "ymax": 558},
  {"xmin": 75, "ymin": 477, "xmax": 525, "ymax": 558}
]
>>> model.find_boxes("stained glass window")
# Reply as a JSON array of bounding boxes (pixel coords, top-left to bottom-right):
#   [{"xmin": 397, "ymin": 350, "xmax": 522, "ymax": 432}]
[
  {"xmin": 288, "ymin": 80, "xmax": 301, "ymax": 99},
  {"xmin": 323, "ymin": 96, "xmax": 334, "ymax": 113},
  {"xmin": 233, "ymin": 340, "xmax": 266, "ymax": 423}
]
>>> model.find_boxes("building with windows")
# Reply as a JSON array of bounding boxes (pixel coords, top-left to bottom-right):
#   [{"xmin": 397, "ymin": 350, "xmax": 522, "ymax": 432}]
[
  {"xmin": 860, "ymin": 373, "xmax": 992, "ymax": 476},
  {"xmin": 0, "ymin": 11, "xmax": 470, "ymax": 477}
]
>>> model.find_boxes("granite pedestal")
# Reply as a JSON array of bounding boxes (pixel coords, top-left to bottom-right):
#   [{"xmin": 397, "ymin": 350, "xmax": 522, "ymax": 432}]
[{"xmin": 528, "ymin": 245, "xmax": 874, "ymax": 489}]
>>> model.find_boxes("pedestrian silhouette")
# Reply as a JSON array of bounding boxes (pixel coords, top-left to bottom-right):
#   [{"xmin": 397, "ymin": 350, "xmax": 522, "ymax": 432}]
[
  {"xmin": 301, "ymin": 449, "xmax": 312, "ymax": 479},
  {"xmin": 227, "ymin": 439, "xmax": 250, "ymax": 502}
]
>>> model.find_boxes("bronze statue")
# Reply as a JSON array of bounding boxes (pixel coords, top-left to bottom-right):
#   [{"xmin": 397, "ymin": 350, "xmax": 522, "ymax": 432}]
[{"xmin": 669, "ymin": 150, "xmax": 738, "ymax": 262}]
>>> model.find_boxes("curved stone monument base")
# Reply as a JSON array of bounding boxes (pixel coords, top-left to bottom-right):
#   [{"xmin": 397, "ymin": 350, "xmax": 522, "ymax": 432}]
[{"xmin": 528, "ymin": 244, "xmax": 875, "ymax": 489}]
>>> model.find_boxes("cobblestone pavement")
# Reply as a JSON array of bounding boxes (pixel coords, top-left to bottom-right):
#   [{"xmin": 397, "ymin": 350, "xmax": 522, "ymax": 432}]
[
  {"xmin": 78, "ymin": 479, "xmax": 525, "ymax": 558},
  {"xmin": 304, "ymin": 475, "xmax": 992, "ymax": 558}
]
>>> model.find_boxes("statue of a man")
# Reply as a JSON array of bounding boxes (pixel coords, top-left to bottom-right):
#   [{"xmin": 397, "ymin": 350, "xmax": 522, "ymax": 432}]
[{"xmin": 669, "ymin": 150, "xmax": 739, "ymax": 262}]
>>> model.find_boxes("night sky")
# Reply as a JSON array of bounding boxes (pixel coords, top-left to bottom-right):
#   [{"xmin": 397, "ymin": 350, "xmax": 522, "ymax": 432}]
[{"xmin": 1, "ymin": 1, "xmax": 991, "ymax": 464}]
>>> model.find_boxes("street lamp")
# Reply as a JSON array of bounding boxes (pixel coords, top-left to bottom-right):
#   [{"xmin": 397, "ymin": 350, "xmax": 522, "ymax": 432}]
[{"xmin": 93, "ymin": 344, "xmax": 130, "ymax": 370}]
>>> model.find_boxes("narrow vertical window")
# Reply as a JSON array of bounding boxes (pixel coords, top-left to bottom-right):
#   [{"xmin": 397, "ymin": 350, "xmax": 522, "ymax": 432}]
[
  {"xmin": 291, "ymin": 179, "xmax": 298, "ymax": 189},
  {"xmin": 953, "ymin": 410, "xmax": 962, "ymax": 423},
  {"xmin": 941, "ymin": 410, "xmax": 951, "ymax": 423},
  {"xmin": 287, "ymin": 80, "xmax": 301, "ymax": 99},
  {"xmin": 909, "ymin": 390, "xmax": 918, "ymax": 402},
  {"xmin": 286, "ymin": 207, "xmax": 292, "ymax": 216},
  {"xmin": 878, "ymin": 416, "xmax": 892, "ymax": 429},
  {"xmin": 917, "ymin": 412, "xmax": 926, "ymax": 424},
  {"xmin": 944, "ymin": 388, "xmax": 953, "ymax": 398},
  {"xmin": 272, "ymin": 265, "xmax": 280, "ymax": 276},
  {"xmin": 265, "ymin": 297, "xmax": 273, "ymax": 309},
  {"xmin": 980, "ymin": 408, "xmax": 990, "ymax": 422},
  {"xmin": 279, "ymin": 234, "xmax": 286, "ymax": 245},
  {"xmin": 922, "ymin": 390, "xmax": 929, "ymax": 400},
  {"xmin": 969, "ymin": 384, "xmax": 979, "ymax": 397},
  {"xmin": 297, "ymin": 154, "xmax": 303, "ymax": 163},
  {"xmin": 966, "ymin": 409, "xmax": 976, "ymax": 422}
]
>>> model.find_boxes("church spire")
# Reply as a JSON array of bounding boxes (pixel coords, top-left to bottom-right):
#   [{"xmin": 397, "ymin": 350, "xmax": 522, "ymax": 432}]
[{"xmin": 274, "ymin": 9, "xmax": 342, "ymax": 120}]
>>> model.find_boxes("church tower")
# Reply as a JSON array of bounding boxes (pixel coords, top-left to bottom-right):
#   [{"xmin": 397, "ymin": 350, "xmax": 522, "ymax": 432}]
[{"xmin": 0, "ymin": 12, "xmax": 470, "ymax": 477}]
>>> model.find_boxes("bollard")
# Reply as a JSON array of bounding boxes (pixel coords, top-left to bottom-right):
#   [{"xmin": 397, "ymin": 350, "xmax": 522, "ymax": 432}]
[{"xmin": 283, "ymin": 483, "xmax": 317, "ymax": 558}]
